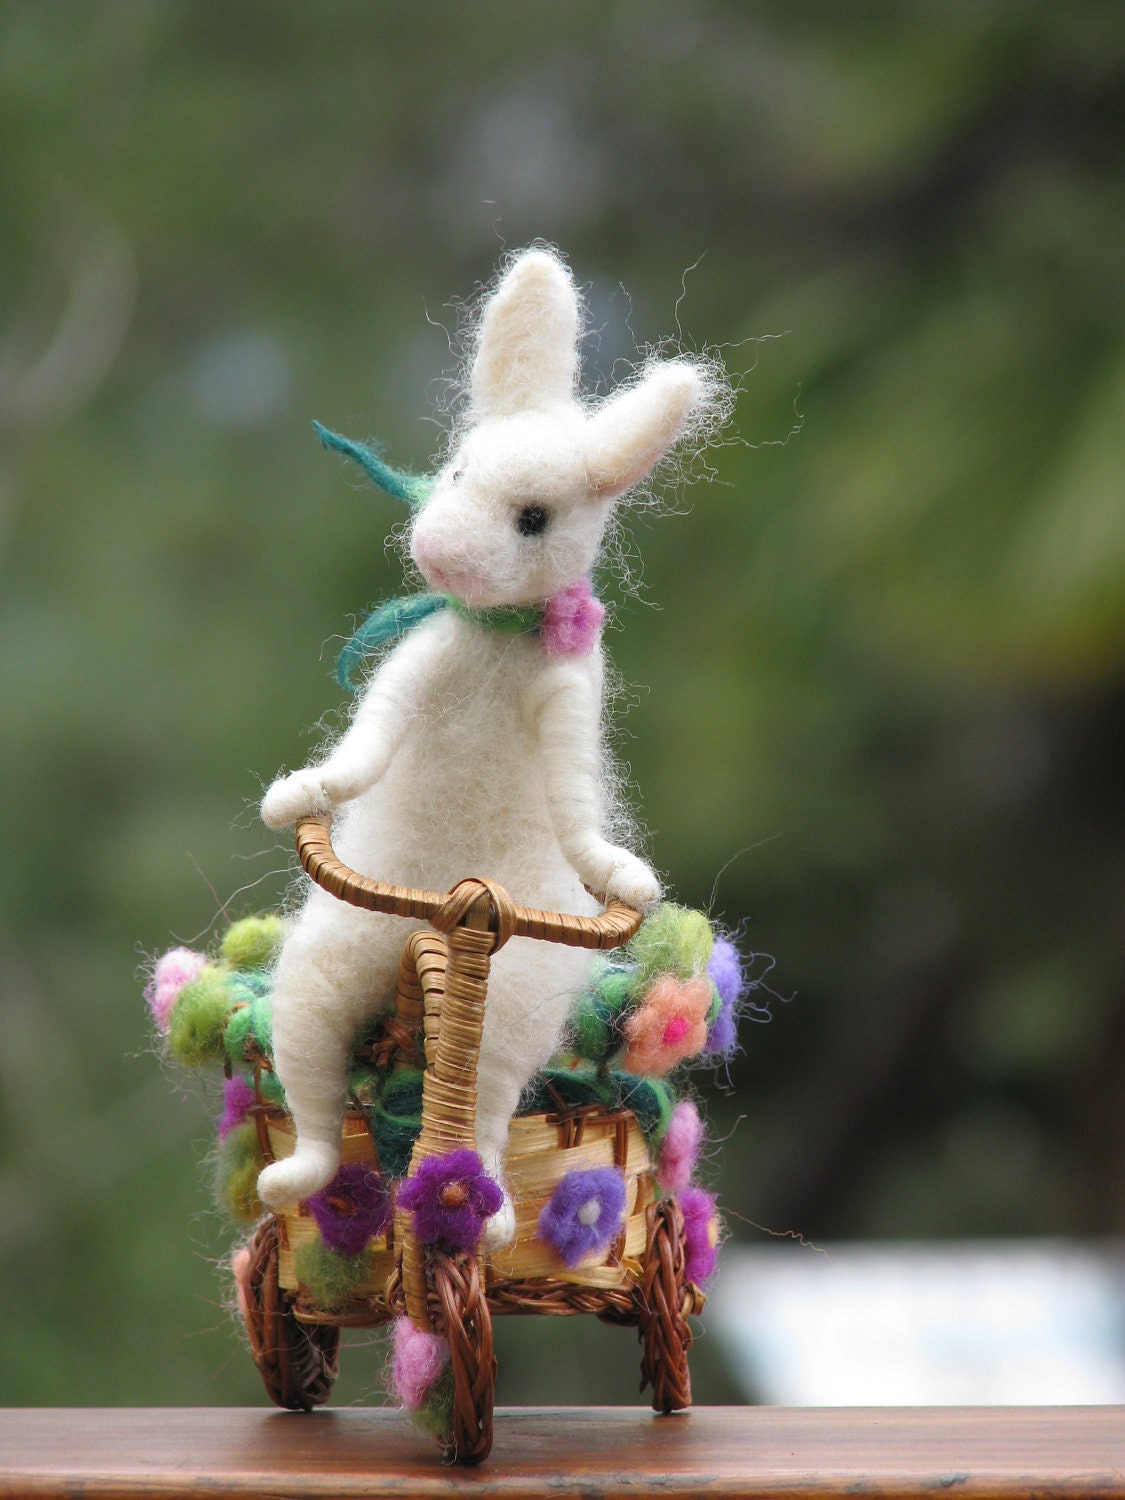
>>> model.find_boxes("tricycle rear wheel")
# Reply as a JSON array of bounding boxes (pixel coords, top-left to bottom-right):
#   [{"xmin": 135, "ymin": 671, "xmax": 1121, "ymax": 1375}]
[{"xmin": 235, "ymin": 1216, "xmax": 340, "ymax": 1411}]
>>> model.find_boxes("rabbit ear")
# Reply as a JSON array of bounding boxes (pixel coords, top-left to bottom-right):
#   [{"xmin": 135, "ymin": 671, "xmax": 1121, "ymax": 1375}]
[
  {"xmin": 470, "ymin": 249, "xmax": 580, "ymax": 416},
  {"xmin": 583, "ymin": 362, "xmax": 702, "ymax": 500}
]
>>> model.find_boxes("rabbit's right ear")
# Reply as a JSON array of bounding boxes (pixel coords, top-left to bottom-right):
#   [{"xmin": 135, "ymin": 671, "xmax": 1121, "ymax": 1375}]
[{"xmin": 470, "ymin": 249, "xmax": 580, "ymax": 417}]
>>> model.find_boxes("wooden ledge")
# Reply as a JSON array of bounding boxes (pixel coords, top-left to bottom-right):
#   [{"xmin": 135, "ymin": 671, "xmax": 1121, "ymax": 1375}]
[{"xmin": 1, "ymin": 1406, "xmax": 1123, "ymax": 1498}]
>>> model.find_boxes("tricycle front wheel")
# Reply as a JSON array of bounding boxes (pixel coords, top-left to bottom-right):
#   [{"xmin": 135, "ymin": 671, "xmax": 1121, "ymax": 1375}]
[{"xmin": 637, "ymin": 1197, "xmax": 696, "ymax": 1413}]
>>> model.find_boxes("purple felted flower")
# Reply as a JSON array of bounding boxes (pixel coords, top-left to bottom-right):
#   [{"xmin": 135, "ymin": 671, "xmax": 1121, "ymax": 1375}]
[
  {"xmin": 679, "ymin": 1186, "xmax": 720, "ymax": 1284},
  {"xmin": 396, "ymin": 1149, "xmax": 503, "ymax": 1254},
  {"xmin": 706, "ymin": 936, "xmax": 744, "ymax": 1056},
  {"xmin": 538, "ymin": 1167, "xmax": 627, "ymax": 1267},
  {"xmin": 307, "ymin": 1162, "xmax": 392, "ymax": 1256},
  {"xmin": 217, "ymin": 1074, "xmax": 256, "ymax": 1141},
  {"xmin": 541, "ymin": 578, "xmax": 605, "ymax": 658}
]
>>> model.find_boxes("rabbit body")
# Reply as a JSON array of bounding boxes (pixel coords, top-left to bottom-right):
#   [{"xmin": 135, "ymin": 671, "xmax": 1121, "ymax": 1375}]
[{"xmin": 257, "ymin": 248, "xmax": 718, "ymax": 1241}]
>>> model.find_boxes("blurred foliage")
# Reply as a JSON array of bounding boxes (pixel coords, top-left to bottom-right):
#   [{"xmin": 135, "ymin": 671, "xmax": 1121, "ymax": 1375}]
[{"xmin": 1, "ymin": 1, "xmax": 1124, "ymax": 1407}]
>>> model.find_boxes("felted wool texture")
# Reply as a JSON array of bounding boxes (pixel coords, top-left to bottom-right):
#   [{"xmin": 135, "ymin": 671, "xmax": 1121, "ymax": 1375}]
[
  {"xmin": 412, "ymin": 1366, "xmax": 455, "ymax": 1438},
  {"xmin": 616, "ymin": 1074, "xmax": 676, "ymax": 1147},
  {"xmin": 568, "ymin": 958, "xmax": 634, "ymax": 1064},
  {"xmin": 537, "ymin": 1166, "xmax": 627, "ymax": 1267},
  {"xmin": 306, "ymin": 1162, "xmax": 391, "ymax": 1255},
  {"xmin": 223, "ymin": 989, "xmax": 273, "ymax": 1069},
  {"xmin": 657, "ymin": 1099, "xmax": 704, "ymax": 1193},
  {"xmin": 220, "ymin": 915, "xmax": 286, "ymax": 973},
  {"xmin": 628, "ymin": 904, "xmax": 715, "ymax": 994},
  {"xmin": 707, "ymin": 935, "xmax": 743, "ymax": 1006},
  {"xmin": 391, "ymin": 1316, "xmax": 450, "ymax": 1411},
  {"xmin": 293, "ymin": 1239, "xmax": 372, "ymax": 1313},
  {"xmin": 372, "ymin": 1070, "xmax": 424, "ymax": 1177},
  {"xmin": 706, "ymin": 935, "xmax": 744, "ymax": 1056},
  {"xmin": 396, "ymin": 1148, "xmax": 503, "ymax": 1253},
  {"xmin": 679, "ymin": 1186, "xmax": 721, "ymax": 1285},
  {"xmin": 622, "ymin": 975, "xmax": 712, "ymax": 1075},
  {"xmin": 216, "ymin": 1120, "xmax": 266, "ymax": 1223},
  {"xmin": 145, "ymin": 947, "xmax": 206, "ymax": 1033},
  {"xmin": 257, "ymin": 246, "xmax": 726, "ymax": 1236},
  {"xmin": 313, "ymin": 421, "xmax": 433, "ymax": 508},
  {"xmin": 168, "ymin": 966, "xmax": 236, "ymax": 1067},
  {"xmin": 218, "ymin": 1075, "xmax": 256, "ymax": 1140}
]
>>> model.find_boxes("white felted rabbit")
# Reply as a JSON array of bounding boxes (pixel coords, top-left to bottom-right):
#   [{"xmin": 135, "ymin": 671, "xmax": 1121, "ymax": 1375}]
[{"xmin": 257, "ymin": 247, "xmax": 721, "ymax": 1245}]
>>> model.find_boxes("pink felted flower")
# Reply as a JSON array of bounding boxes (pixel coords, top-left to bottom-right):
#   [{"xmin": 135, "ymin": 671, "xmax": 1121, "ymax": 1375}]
[
  {"xmin": 657, "ymin": 1099, "xmax": 704, "ymax": 1192},
  {"xmin": 217, "ymin": 1075, "xmax": 257, "ymax": 1140},
  {"xmin": 679, "ymin": 1186, "xmax": 720, "ymax": 1284},
  {"xmin": 541, "ymin": 578, "xmax": 605, "ymax": 658},
  {"xmin": 391, "ymin": 1316, "xmax": 451, "ymax": 1410},
  {"xmin": 622, "ymin": 975, "xmax": 712, "ymax": 1075},
  {"xmin": 145, "ymin": 947, "xmax": 206, "ymax": 1033}
]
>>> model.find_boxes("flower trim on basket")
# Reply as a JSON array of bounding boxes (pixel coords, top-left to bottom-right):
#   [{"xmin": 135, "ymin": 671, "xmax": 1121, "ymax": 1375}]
[
  {"xmin": 396, "ymin": 1149, "xmax": 503, "ymax": 1253},
  {"xmin": 565, "ymin": 902, "xmax": 756, "ymax": 1074},
  {"xmin": 537, "ymin": 1167, "xmax": 627, "ymax": 1267},
  {"xmin": 147, "ymin": 905, "xmax": 744, "ymax": 1237},
  {"xmin": 307, "ymin": 1162, "xmax": 392, "ymax": 1256}
]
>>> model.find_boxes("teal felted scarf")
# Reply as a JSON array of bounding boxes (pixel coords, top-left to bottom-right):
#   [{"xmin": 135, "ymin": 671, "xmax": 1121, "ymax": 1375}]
[{"xmin": 336, "ymin": 593, "xmax": 543, "ymax": 691}]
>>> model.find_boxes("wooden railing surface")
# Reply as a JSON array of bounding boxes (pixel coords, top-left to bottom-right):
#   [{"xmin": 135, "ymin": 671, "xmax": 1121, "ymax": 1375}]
[{"xmin": 1, "ymin": 1406, "xmax": 1122, "ymax": 1498}]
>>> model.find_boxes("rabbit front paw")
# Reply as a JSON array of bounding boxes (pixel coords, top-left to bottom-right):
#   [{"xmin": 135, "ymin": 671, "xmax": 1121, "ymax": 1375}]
[
  {"xmin": 605, "ymin": 856, "xmax": 661, "ymax": 912},
  {"xmin": 581, "ymin": 845, "xmax": 661, "ymax": 911},
  {"xmin": 261, "ymin": 768, "xmax": 333, "ymax": 828}
]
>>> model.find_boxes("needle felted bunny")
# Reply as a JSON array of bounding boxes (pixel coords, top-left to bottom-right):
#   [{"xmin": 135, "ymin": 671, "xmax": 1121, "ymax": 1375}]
[{"xmin": 257, "ymin": 247, "xmax": 722, "ymax": 1245}]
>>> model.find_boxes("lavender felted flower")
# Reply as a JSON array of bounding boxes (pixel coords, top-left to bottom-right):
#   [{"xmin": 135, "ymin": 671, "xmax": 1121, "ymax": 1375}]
[
  {"xmin": 396, "ymin": 1149, "xmax": 503, "ymax": 1254},
  {"xmin": 307, "ymin": 1162, "xmax": 392, "ymax": 1256},
  {"xmin": 538, "ymin": 1167, "xmax": 627, "ymax": 1267},
  {"xmin": 706, "ymin": 935, "xmax": 744, "ymax": 1056},
  {"xmin": 217, "ymin": 1074, "xmax": 256, "ymax": 1141},
  {"xmin": 679, "ymin": 1186, "xmax": 720, "ymax": 1284}
]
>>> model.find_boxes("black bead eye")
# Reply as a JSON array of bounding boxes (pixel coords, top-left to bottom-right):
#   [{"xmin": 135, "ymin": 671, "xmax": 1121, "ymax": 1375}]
[{"xmin": 516, "ymin": 503, "xmax": 550, "ymax": 537}]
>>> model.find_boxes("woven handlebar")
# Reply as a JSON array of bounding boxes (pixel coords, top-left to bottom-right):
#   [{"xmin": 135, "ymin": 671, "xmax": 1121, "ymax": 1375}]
[{"xmin": 295, "ymin": 815, "xmax": 643, "ymax": 951}]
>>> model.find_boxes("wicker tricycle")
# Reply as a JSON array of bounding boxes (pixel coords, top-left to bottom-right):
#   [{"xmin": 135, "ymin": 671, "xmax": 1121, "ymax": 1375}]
[{"xmin": 231, "ymin": 815, "xmax": 706, "ymax": 1464}]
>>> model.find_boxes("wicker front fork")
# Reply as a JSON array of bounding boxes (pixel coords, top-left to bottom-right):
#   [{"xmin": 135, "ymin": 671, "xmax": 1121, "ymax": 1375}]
[
  {"xmin": 398, "ymin": 888, "xmax": 496, "ymax": 1331},
  {"xmin": 395, "ymin": 888, "xmax": 499, "ymax": 1464}
]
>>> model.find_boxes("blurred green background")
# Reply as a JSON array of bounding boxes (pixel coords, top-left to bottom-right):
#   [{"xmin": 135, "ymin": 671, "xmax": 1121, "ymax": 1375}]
[{"xmin": 2, "ymin": 2, "xmax": 1124, "ymax": 1408}]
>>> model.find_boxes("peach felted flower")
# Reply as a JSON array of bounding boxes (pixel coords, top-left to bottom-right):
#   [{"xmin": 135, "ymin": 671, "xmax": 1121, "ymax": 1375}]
[{"xmin": 622, "ymin": 975, "xmax": 711, "ymax": 1075}]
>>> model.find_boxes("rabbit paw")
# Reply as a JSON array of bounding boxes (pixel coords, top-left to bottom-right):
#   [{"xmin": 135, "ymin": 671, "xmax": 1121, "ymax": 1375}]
[
  {"xmin": 584, "ymin": 846, "xmax": 661, "ymax": 911},
  {"xmin": 261, "ymin": 768, "xmax": 332, "ymax": 829},
  {"xmin": 257, "ymin": 1144, "xmax": 339, "ymax": 1209}
]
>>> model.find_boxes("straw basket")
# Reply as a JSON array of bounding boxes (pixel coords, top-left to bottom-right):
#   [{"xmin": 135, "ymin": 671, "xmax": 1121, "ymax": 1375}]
[{"xmin": 233, "ymin": 815, "xmax": 706, "ymax": 1465}]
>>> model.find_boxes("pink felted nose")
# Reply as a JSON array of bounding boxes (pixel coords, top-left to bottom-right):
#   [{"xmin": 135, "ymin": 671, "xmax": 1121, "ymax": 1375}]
[{"xmin": 411, "ymin": 530, "xmax": 444, "ymax": 575}]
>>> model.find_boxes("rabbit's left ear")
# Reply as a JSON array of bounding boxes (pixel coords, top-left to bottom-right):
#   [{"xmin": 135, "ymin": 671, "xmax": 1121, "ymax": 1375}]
[
  {"xmin": 470, "ymin": 249, "xmax": 580, "ymax": 416},
  {"xmin": 583, "ymin": 362, "xmax": 702, "ymax": 500}
]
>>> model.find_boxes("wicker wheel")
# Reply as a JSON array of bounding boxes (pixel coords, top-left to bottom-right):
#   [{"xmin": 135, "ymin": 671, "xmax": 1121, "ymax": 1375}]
[
  {"xmin": 429, "ymin": 1252, "xmax": 496, "ymax": 1465},
  {"xmin": 637, "ymin": 1198, "xmax": 695, "ymax": 1414},
  {"xmin": 236, "ymin": 1216, "xmax": 340, "ymax": 1411}
]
